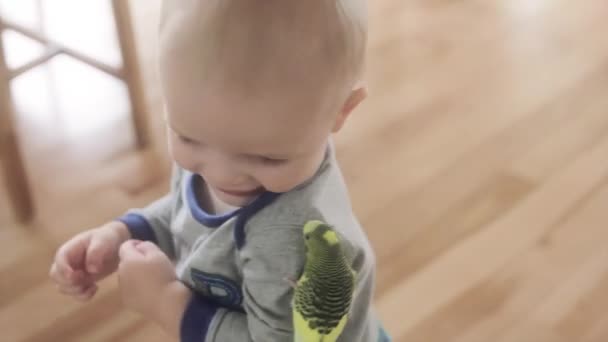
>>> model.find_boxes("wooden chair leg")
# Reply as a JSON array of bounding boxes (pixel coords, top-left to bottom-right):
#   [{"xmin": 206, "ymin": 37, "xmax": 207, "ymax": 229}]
[
  {"xmin": 0, "ymin": 31, "xmax": 34, "ymax": 222},
  {"xmin": 0, "ymin": 132, "xmax": 34, "ymax": 222},
  {"xmin": 112, "ymin": 0, "xmax": 150, "ymax": 149}
]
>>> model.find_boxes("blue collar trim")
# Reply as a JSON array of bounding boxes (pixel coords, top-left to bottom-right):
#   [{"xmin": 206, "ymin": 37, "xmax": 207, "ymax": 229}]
[{"xmin": 186, "ymin": 173, "xmax": 279, "ymax": 228}]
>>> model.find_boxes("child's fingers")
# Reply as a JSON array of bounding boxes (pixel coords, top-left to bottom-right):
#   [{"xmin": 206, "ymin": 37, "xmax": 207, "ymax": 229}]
[
  {"xmin": 53, "ymin": 251, "xmax": 75, "ymax": 281},
  {"xmin": 73, "ymin": 284, "xmax": 98, "ymax": 302},
  {"xmin": 51, "ymin": 258, "xmax": 83, "ymax": 287},
  {"xmin": 51, "ymin": 267, "xmax": 92, "ymax": 291},
  {"xmin": 134, "ymin": 241, "xmax": 161, "ymax": 256},
  {"xmin": 85, "ymin": 236, "xmax": 111, "ymax": 274},
  {"xmin": 118, "ymin": 240, "xmax": 143, "ymax": 261},
  {"xmin": 50, "ymin": 263, "xmax": 74, "ymax": 286},
  {"xmin": 57, "ymin": 283, "xmax": 91, "ymax": 296},
  {"xmin": 55, "ymin": 234, "xmax": 90, "ymax": 280},
  {"xmin": 49, "ymin": 262, "xmax": 63, "ymax": 282}
]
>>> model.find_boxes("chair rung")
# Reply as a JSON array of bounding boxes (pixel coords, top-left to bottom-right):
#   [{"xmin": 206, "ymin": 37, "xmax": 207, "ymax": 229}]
[
  {"xmin": 2, "ymin": 20, "xmax": 124, "ymax": 79},
  {"xmin": 9, "ymin": 46, "xmax": 61, "ymax": 79}
]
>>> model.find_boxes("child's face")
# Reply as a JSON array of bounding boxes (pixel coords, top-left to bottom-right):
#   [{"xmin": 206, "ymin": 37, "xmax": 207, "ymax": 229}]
[
  {"xmin": 161, "ymin": 63, "xmax": 339, "ymax": 207},
  {"xmin": 157, "ymin": 2, "xmax": 366, "ymax": 207}
]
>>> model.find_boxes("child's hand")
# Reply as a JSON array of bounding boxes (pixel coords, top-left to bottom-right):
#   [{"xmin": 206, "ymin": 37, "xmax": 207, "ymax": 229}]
[
  {"xmin": 117, "ymin": 240, "xmax": 179, "ymax": 320},
  {"xmin": 49, "ymin": 221, "xmax": 130, "ymax": 301}
]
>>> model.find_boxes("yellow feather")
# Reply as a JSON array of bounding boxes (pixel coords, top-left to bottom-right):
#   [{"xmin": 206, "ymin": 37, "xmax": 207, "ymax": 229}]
[
  {"xmin": 293, "ymin": 310, "xmax": 349, "ymax": 342},
  {"xmin": 303, "ymin": 220, "xmax": 323, "ymax": 235},
  {"xmin": 322, "ymin": 230, "xmax": 339, "ymax": 245},
  {"xmin": 293, "ymin": 309, "xmax": 320, "ymax": 341},
  {"xmin": 323, "ymin": 314, "xmax": 349, "ymax": 342}
]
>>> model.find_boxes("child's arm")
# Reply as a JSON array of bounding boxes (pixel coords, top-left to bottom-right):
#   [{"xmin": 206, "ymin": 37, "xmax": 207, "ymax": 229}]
[
  {"xmin": 117, "ymin": 194, "xmax": 175, "ymax": 256},
  {"xmin": 117, "ymin": 240, "xmax": 192, "ymax": 339},
  {"xmin": 116, "ymin": 165, "xmax": 183, "ymax": 258},
  {"xmin": 156, "ymin": 281, "xmax": 192, "ymax": 338}
]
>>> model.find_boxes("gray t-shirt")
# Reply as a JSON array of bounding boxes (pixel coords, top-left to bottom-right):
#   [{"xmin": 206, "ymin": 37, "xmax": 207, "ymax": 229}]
[{"xmin": 119, "ymin": 143, "xmax": 380, "ymax": 342}]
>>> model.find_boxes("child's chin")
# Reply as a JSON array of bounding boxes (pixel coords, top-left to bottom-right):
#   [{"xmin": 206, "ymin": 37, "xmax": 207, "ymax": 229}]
[{"xmin": 216, "ymin": 192, "xmax": 257, "ymax": 207}]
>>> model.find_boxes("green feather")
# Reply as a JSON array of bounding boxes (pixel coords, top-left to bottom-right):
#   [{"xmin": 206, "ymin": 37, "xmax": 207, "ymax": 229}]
[{"xmin": 292, "ymin": 220, "xmax": 356, "ymax": 342}]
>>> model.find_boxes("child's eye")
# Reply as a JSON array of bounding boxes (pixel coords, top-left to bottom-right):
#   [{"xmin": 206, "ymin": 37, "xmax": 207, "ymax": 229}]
[
  {"xmin": 257, "ymin": 156, "xmax": 288, "ymax": 166},
  {"xmin": 178, "ymin": 135, "xmax": 198, "ymax": 145}
]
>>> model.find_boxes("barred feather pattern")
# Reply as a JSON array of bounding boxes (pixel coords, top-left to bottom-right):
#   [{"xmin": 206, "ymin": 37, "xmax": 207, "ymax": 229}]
[{"xmin": 294, "ymin": 244, "xmax": 355, "ymax": 335}]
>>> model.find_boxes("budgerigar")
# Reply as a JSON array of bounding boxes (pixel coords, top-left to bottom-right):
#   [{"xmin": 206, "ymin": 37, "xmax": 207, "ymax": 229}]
[{"xmin": 290, "ymin": 220, "xmax": 356, "ymax": 342}]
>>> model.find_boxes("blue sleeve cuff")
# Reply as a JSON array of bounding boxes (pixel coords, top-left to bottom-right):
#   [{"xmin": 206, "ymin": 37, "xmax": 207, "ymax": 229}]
[
  {"xmin": 116, "ymin": 213, "xmax": 158, "ymax": 244},
  {"xmin": 181, "ymin": 294, "xmax": 219, "ymax": 342}
]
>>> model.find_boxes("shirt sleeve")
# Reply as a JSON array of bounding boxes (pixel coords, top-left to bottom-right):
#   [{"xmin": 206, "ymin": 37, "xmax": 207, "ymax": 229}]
[
  {"xmin": 180, "ymin": 223, "xmax": 305, "ymax": 342},
  {"xmin": 116, "ymin": 165, "xmax": 183, "ymax": 259}
]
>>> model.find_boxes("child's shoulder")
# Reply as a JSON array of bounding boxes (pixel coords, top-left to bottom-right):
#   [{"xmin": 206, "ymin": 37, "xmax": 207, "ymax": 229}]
[
  {"xmin": 244, "ymin": 152, "xmax": 373, "ymax": 262},
  {"xmin": 248, "ymin": 146, "xmax": 353, "ymax": 229}
]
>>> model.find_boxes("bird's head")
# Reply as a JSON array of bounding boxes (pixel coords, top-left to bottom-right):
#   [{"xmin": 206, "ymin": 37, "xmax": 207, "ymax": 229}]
[{"xmin": 302, "ymin": 220, "xmax": 340, "ymax": 255}]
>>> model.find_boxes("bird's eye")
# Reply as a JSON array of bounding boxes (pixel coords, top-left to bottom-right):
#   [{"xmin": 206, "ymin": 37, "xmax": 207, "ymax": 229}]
[{"xmin": 305, "ymin": 235, "xmax": 310, "ymax": 240}]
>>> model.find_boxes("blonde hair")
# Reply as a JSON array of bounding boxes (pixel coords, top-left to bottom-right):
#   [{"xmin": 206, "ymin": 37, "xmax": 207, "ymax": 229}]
[{"xmin": 159, "ymin": 0, "xmax": 367, "ymax": 106}]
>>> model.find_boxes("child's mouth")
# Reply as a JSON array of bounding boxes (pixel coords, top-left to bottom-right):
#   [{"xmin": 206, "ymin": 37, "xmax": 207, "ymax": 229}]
[{"xmin": 216, "ymin": 187, "xmax": 264, "ymax": 197}]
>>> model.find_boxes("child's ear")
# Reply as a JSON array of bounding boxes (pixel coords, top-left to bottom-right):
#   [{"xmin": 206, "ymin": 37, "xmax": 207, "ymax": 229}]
[{"xmin": 332, "ymin": 86, "xmax": 367, "ymax": 133}]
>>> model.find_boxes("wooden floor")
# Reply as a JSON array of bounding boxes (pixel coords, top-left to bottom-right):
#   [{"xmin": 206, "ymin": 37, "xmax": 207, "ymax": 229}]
[{"xmin": 2, "ymin": 0, "xmax": 608, "ymax": 341}]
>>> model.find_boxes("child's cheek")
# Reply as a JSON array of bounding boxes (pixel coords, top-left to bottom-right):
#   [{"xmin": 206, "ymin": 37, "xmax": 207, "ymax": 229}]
[
  {"xmin": 168, "ymin": 137, "xmax": 199, "ymax": 173},
  {"xmin": 261, "ymin": 163, "xmax": 317, "ymax": 193}
]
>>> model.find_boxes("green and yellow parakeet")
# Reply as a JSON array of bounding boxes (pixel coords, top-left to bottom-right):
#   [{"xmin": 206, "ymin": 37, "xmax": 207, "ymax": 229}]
[{"xmin": 289, "ymin": 220, "xmax": 356, "ymax": 342}]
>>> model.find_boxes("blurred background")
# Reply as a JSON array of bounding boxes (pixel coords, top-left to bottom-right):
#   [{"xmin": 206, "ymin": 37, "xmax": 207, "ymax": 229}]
[{"xmin": 1, "ymin": 0, "xmax": 608, "ymax": 341}]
